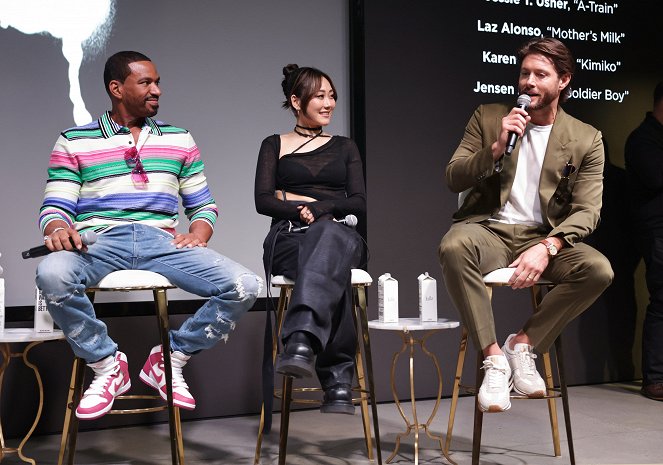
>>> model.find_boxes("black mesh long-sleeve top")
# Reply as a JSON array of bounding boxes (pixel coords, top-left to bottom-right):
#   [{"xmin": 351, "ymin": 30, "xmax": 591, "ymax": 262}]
[{"xmin": 254, "ymin": 134, "xmax": 366, "ymax": 222}]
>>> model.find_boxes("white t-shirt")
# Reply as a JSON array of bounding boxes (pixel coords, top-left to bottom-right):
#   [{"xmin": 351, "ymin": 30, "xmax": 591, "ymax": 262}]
[{"xmin": 492, "ymin": 123, "xmax": 552, "ymax": 226}]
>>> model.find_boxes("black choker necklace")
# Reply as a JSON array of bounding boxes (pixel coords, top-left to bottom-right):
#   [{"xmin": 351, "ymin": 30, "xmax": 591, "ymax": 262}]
[{"xmin": 294, "ymin": 124, "xmax": 323, "ymax": 138}]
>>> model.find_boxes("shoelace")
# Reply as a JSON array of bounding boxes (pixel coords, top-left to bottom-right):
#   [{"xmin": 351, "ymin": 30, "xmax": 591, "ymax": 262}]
[
  {"xmin": 158, "ymin": 359, "xmax": 190, "ymax": 389},
  {"xmin": 517, "ymin": 349, "xmax": 538, "ymax": 375},
  {"xmin": 86, "ymin": 364, "xmax": 120, "ymax": 395},
  {"xmin": 482, "ymin": 360, "xmax": 508, "ymax": 390}
]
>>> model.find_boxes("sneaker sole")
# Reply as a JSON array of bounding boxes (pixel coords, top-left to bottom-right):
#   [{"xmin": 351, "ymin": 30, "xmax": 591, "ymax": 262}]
[
  {"xmin": 513, "ymin": 382, "xmax": 546, "ymax": 398},
  {"xmin": 139, "ymin": 370, "xmax": 196, "ymax": 410},
  {"xmin": 478, "ymin": 400, "xmax": 511, "ymax": 413},
  {"xmin": 75, "ymin": 381, "xmax": 132, "ymax": 420}
]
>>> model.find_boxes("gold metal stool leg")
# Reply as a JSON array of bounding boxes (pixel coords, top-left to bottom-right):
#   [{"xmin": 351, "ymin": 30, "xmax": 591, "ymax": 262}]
[
  {"xmin": 58, "ymin": 356, "xmax": 85, "ymax": 465},
  {"xmin": 555, "ymin": 336, "xmax": 576, "ymax": 465},
  {"xmin": 542, "ymin": 349, "xmax": 561, "ymax": 456},
  {"xmin": 255, "ymin": 285, "xmax": 291, "ymax": 465},
  {"xmin": 154, "ymin": 288, "xmax": 184, "ymax": 465},
  {"xmin": 353, "ymin": 283, "xmax": 382, "ymax": 464},
  {"xmin": 529, "ymin": 285, "xmax": 562, "ymax": 458},
  {"xmin": 444, "ymin": 326, "xmax": 468, "ymax": 455}
]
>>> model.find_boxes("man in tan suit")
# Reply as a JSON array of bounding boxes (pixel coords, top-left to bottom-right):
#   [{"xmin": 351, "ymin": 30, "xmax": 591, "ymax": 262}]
[{"xmin": 439, "ymin": 37, "xmax": 613, "ymax": 412}]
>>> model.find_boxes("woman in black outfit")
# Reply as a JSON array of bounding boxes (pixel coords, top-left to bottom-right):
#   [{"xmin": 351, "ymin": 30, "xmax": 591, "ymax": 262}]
[{"xmin": 255, "ymin": 64, "xmax": 366, "ymax": 414}]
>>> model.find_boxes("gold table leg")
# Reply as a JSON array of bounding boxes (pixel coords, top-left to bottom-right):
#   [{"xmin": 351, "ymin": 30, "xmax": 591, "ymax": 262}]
[
  {"xmin": 0, "ymin": 341, "xmax": 45, "ymax": 465},
  {"xmin": 386, "ymin": 330, "xmax": 456, "ymax": 465}
]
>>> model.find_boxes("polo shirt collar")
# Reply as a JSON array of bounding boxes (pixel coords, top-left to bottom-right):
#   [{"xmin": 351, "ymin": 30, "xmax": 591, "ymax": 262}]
[{"xmin": 99, "ymin": 111, "xmax": 163, "ymax": 138}]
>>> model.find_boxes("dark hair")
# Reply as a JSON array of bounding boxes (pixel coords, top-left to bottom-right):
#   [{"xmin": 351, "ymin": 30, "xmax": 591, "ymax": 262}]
[
  {"xmin": 281, "ymin": 64, "xmax": 337, "ymax": 116},
  {"xmin": 103, "ymin": 51, "xmax": 152, "ymax": 96},
  {"xmin": 517, "ymin": 37, "xmax": 575, "ymax": 102},
  {"xmin": 654, "ymin": 82, "xmax": 663, "ymax": 106}
]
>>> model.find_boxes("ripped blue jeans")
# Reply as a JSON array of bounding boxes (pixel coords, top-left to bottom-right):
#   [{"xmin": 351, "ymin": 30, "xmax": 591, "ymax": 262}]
[{"xmin": 36, "ymin": 224, "xmax": 262, "ymax": 362}]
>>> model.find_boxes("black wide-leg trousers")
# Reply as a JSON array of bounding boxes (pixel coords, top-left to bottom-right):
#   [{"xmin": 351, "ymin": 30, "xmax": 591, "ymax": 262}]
[{"xmin": 265, "ymin": 219, "xmax": 363, "ymax": 388}]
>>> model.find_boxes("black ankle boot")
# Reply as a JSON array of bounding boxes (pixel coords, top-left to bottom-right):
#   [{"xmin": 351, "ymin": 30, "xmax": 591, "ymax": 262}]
[
  {"xmin": 320, "ymin": 383, "xmax": 355, "ymax": 415},
  {"xmin": 276, "ymin": 331, "xmax": 316, "ymax": 378}
]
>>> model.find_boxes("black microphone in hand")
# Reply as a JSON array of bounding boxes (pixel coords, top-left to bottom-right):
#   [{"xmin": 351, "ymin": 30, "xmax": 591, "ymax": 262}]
[
  {"xmin": 291, "ymin": 214, "xmax": 358, "ymax": 232},
  {"xmin": 22, "ymin": 231, "xmax": 98, "ymax": 259},
  {"xmin": 504, "ymin": 94, "xmax": 532, "ymax": 156}
]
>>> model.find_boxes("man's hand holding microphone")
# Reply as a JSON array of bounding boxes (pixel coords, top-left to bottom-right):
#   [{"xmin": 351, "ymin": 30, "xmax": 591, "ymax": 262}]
[
  {"xmin": 492, "ymin": 94, "xmax": 532, "ymax": 161},
  {"xmin": 22, "ymin": 222, "xmax": 97, "ymax": 259}
]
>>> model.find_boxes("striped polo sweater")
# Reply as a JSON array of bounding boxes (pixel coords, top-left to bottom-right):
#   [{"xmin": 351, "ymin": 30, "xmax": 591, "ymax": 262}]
[{"xmin": 39, "ymin": 111, "xmax": 218, "ymax": 234}]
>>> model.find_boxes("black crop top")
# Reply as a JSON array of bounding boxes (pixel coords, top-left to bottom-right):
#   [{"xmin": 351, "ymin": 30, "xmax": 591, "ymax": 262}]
[{"xmin": 254, "ymin": 134, "xmax": 366, "ymax": 221}]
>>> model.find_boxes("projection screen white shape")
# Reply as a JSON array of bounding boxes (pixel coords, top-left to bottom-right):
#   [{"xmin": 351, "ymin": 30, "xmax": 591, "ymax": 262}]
[{"xmin": 0, "ymin": 0, "xmax": 115, "ymax": 125}]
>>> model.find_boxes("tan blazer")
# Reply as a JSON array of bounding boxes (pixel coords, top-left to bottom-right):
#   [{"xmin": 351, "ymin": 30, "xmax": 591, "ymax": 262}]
[{"xmin": 447, "ymin": 102, "xmax": 605, "ymax": 246}]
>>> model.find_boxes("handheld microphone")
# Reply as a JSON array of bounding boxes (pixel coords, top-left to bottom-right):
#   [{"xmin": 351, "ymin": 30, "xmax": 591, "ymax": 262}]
[
  {"xmin": 291, "ymin": 214, "xmax": 358, "ymax": 233},
  {"xmin": 504, "ymin": 94, "xmax": 532, "ymax": 156},
  {"xmin": 22, "ymin": 231, "xmax": 98, "ymax": 259}
]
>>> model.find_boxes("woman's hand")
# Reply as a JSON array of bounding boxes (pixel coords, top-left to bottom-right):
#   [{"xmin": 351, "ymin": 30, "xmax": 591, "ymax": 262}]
[{"xmin": 297, "ymin": 205, "xmax": 315, "ymax": 224}]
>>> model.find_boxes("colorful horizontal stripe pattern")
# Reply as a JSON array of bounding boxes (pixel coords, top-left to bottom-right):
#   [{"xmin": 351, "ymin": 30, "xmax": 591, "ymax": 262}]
[{"xmin": 39, "ymin": 112, "xmax": 218, "ymax": 233}]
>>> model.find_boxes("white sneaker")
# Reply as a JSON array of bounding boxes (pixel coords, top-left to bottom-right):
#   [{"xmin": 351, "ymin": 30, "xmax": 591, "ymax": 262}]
[
  {"xmin": 502, "ymin": 334, "xmax": 546, "ymax": 398},
  {"xmin": 478, "ymin": 355, "xmax": 512, "ymax": 412}
]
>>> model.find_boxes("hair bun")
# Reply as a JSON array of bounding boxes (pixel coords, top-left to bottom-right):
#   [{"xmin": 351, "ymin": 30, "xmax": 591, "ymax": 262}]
[
  {"xmin": 282, "ymin": 64, "xmax": 299, "ymax": 77},
  {"xmin": 281, "ymin": 64, "xmax": 302, "ymax": 102}
]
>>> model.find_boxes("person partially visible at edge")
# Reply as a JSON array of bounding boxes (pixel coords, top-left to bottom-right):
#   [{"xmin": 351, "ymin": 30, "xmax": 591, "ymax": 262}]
[
  {"xmin": 255, "ymin": 64, "xmax": 366, "ymax": 414},
  {"xmin": 438, "ymin": 37, "xmax": 613, "ymax": 413},
  {"xmin": 624, "ymin": 81, "xmax": 663, "ymax": 402},
  {"xmin": 35, "ymin": 51, "xmax": 262, "ymax": 420}
]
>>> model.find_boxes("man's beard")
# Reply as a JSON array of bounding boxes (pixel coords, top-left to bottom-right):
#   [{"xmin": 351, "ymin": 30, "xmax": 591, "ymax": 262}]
[{"xmin": 522, "ymin": 89, "xmax": 557, "ymax": 111}]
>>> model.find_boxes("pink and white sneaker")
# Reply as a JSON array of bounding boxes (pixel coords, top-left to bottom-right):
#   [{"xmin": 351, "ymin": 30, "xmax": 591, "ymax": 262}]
[
  {"xmin": 76, "ymin": 351, "xmax": 131, "ymax": 420},
  {"xmin": 139, "ymin": 345, "xmax": 196, "ymax": 410}
]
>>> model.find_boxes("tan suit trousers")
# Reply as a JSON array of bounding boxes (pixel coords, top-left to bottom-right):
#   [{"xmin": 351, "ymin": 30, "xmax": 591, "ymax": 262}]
[{"xmin": 438, "ymin": 221, "xmax": 613, "ymax": 352}]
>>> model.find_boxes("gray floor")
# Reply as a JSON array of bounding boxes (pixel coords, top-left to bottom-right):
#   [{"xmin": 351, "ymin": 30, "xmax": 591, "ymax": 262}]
[{"xmin": 15, "ymin": 381, "xmax": 663, "ymax": 465}]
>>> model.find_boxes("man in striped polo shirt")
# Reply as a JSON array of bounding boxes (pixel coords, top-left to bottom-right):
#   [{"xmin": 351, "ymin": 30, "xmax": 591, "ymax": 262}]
[{"xmin": 35, "ymin": 51, "xmax": 262, "ymax": 420}]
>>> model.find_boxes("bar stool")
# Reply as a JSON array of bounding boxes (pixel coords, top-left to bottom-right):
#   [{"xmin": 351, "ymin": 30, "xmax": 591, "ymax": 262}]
[
  {"xmin": 58, "ymin": 270, "xmax": 185, "ymax": 465},
  {"xmin": 254, "ymin": 268, "xmax": 382, "ymax": 465},
  {"xmin": 444, "ymin": 267, "xmax": 575, "ymax": 465}
]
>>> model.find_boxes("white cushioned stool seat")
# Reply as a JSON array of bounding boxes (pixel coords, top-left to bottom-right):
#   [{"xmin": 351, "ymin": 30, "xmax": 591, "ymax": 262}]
[
  {"xmin": 483, "ymin": 267, "xmax": 553, "ymax": 285},
  {"xmin": 351, "ymin": 268, "xmax": 372, "ymax": 285},
  {"xmin": 270, "ymin": 275, "xmax": 295, "ymax": 286},
  {"xmin": 271, "ymin": 269, "xmax": 372, "ymax": 287},
  {"xmin": 94, "ymin": 270, "xmax": 175, "ymax": 289}
]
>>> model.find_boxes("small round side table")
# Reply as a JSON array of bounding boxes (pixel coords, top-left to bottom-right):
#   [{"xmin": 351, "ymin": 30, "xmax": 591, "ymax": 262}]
[
  {"xmin": 368, "ymin": 317, "xmax": 459, "ymax": 465},
  {"xmin": 0, "ymin": 328, "xmax": 65, "ymax": 465}
]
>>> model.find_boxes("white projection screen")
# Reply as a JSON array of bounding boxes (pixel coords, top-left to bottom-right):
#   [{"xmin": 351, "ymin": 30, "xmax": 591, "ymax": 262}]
[{"xmin": 0, "ymin": 0, "xmax": 350, "ymax": 307}]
